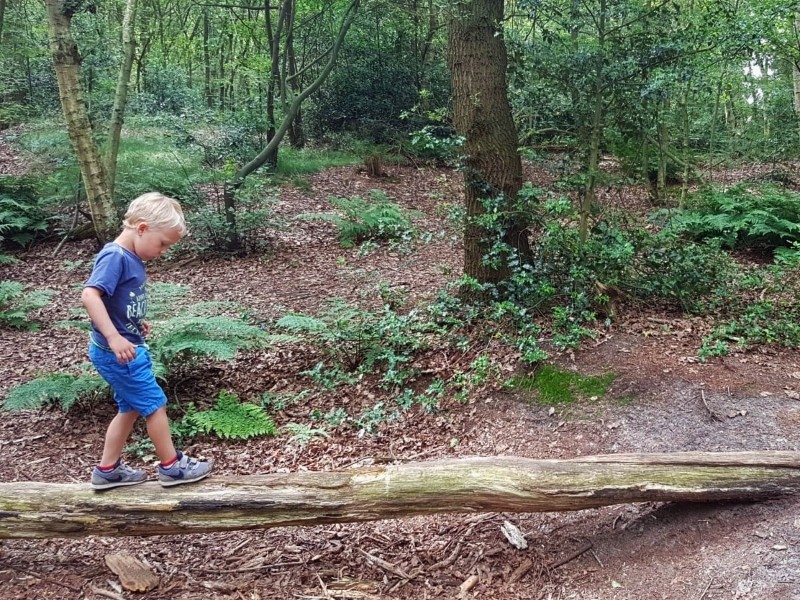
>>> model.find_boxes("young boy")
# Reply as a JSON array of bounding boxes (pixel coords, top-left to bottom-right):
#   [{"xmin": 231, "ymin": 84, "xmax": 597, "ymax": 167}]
[{"xmin": 82, "ymin": 192, "xmax": 212, "ymax": 490}]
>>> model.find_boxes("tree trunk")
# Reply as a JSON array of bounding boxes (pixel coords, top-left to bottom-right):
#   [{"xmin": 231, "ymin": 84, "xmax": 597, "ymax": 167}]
[
  {"xmin": 264, "ymin": 0, "xmax": 289, "ymax": 170},
  {"xmin": 679, "ymin": 82, "xmax": 690, "ymax": 208},
  {"xmin": 1, "ymin": 452, "xmax": 799, "ymax": 540},
  {"xmin": 223, "ymin": 0, "xmax": 360, "ymax": 251},
  {"xmin": 44, "ymin": 0, "xmax": 115, "ymax": 244},
  {"xmin": 203, "ymin": 9, "xmax": 213, "ymax": 108},
  {"xmin": 0, "ymin": 0, "xmax": 6, "ymax": 44},
  {"xmin": 105, "ymin": 0, "xmax": 137, "ymax": 201},
  {"xmin": 285, "ymin": 0, "xmax": 306, "ymax": 149},
  {"xmin": 578, "ymin": 0, "xmax": 605, "ymax": 242},
  {"xmin": 447, "ymin": 0, "xmax": 530, "ymax": 284}
]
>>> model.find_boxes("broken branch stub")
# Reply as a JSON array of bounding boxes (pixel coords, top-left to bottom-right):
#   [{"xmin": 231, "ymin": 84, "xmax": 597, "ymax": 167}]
[{"xmin": 1, "ymin": 452, "xmax": 799, "ymax": 539}]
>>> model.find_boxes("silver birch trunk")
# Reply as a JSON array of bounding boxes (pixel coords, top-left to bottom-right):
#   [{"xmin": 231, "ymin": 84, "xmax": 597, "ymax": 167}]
[{"xmin": 44, "ymin": 0, "xmax": 115, "ymax": 243}]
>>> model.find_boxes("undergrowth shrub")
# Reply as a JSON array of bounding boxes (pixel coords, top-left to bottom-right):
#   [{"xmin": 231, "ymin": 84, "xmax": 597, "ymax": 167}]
[
  {"xmin": 276, "ymin": 297, "xmax": 434, "ymax": 389},
  {"xmin": 0, "ymin": 280, "xmax": 54, "ymax": 329},
  {"xmin": 0, "ymin": 176, "xmax": 51, "ymax": 247},
  {"xmin": 664, "ymin": 184, "xmax": 800, "ymax": 251},
  {"xmin": 2, "ymin": 283, "xmax": 279, "ymax": 411},
  {"xmin": 698, "ymin": 257, "xmax": 800, "ymax": 359},
  {"xmin": 143, "ymin": 283, "xmax": 276, "ymax": 378},
  {"xmin": 406, "ymin": 125, "xmax": 465, "ymax": 166},
  {"xmin": 299, "ymin": 189, "xmax": 422, "ymax": 249},
  {"xmin": 3, "ymin": 370, "xmax": 107, "ymax": 412},
  {"xmin": 182, "ymin": 180, "xmax": 280, "ymax": 254},
  {"xmin": 448, "ymin": 184, "xmax": 740, "ymax": 360},
  {"xmin": 188, "ymin": 390, "xmax": 277, "ymax": 440}
]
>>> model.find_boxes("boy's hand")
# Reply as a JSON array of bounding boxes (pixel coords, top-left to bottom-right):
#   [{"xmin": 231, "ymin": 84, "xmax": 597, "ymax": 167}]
[
  {"xmin": 141, "ymin": 320, "xmax": 152, "ymax": 337},
  {"xmin": 109, "ymin": 334, "xmax": 137, "ymax": 364}
]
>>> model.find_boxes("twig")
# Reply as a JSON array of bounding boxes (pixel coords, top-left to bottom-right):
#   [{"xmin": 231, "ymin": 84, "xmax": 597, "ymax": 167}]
[
  {"xmin": 590, "ymin": 549, "xmax": 604, "ymax": 568},
  {"xmin": 214, "ymin": 559, "xmax": 304, "ymax": 573},
  {"xmin": 459, "ymin": 574, "xmax": 479, "ymax": 594},
  {"xmin": 0, "ymin": 561, "xmax": 82, "ymax": 592},
  {"xmin": 430, "ymin": 541, "xmax": 463, "ymax": 570},
  {"xmin": 508, "ymin": 558, "xmax": 534, "ymax": 583},
  {"xmin": 91, "ymin": 588, "xmax": 126, "ymax": 600},
  {"xmin": 221, "ymin": 538, "xmax": 252, "ymax": 558},
  {"xmin": 316, "ymin": 574, "xmax": 332, "ymax": 599},
  {"xmin": 547, "ymin": 541, "xmax": 593, "ymax": 570},
  {"xmin": 53, "ymin": 199, "xmax": 81, "ymax": 257},
  {"xmin": 697, "ymin": 578, "xmax": 713, "ymax": 600},
  {"xmin": 358, "ymin": 549, "xmax": 412, "ymax": 580},
  {"xmin": 701, "ymin": 390, "xmax": 722, "ymax": 422}
]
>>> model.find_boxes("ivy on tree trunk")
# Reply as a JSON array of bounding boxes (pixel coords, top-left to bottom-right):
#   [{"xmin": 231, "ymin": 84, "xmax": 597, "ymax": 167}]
[{"xmin": 447, "ymin": 0, "xmax": 531, "ymax": 285}]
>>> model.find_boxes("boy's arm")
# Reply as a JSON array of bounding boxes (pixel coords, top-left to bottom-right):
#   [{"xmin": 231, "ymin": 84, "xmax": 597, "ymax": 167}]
[{"xmin": 81, "ymin": 286, "xmax": 137, "ymax": 364}]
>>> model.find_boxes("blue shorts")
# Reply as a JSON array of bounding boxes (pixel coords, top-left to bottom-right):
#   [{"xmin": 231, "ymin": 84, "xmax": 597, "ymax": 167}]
[{"xmin": 89, "ymin": 343, "xmax": 167, "ymax": 417}]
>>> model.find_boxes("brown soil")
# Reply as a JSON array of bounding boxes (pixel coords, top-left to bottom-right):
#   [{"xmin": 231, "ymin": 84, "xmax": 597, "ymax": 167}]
[{"xmin": 1, "ymin": 134, "xmax": 799, "ymax": 600}]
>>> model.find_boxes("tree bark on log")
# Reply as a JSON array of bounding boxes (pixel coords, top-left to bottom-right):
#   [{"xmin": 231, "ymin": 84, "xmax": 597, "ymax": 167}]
[{"xmin": 2, "ymin": 452, "xmax": 799, "ymax": 539}]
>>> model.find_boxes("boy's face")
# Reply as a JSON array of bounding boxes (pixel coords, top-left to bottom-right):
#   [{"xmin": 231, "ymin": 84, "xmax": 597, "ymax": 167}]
[{"xmin": 133, "ymin": 223, "xmax": 182, "ymax": 261}]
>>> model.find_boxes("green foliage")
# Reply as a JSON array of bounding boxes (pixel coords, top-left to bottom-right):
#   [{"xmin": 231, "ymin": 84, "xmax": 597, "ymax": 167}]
[
  {"xmin": 276, "ymin": 147, "xmax": 363, "ymax": 176},
  {"xmin": 406, "ymin": 125, "xmax": 465, "ymax": 165},
  {"xmin": 283, "ymin": 422, "xmax": 330, "ymax": 446},
  {"xmin": 0, "ymin": 281, "xmax": 54, "ymax": 329},
  {"xmin": 634, "ymin": 233, "xmax": 737, "ymax": 313},
  {"xmin": 188, "ymin": 390, "xmax": 277, "ymax": 440},
  {"xmin": 699, "ymin": 258, "xmax": 800, "ymax": 359},
  {"xmin": 301, "ymin": 361, "xmax": 358, "ymax": 390},
  {"xmin": 3, "ymin": 371, "xmax": 107, "ymax": 412},
  {"xmin": 507, "ymin": 366, "xmax": 616, "ymax": 406},
  {"xmin": 354, "ymin": 402, "xmax": 391, "ymax": 433},
  {"xmin": 477, "ymin": 187, "xmax": 738, "ymax": 321},
  {"xmin": 149, "ymin": 315, "xmax": 271, "ymax": 379},
  {"xmin": 0, "ymin": 176, "xmax": 51, "ymax": 247},
  {"xmin": 182, "ymin": 178, "xmax": 281, "ymax": 255},
  {"xmin": 0, "ymin": 103, "xmax": 33, "ymax": 129},
  {"xmin": 4, "ymin": 284, "xmax": 274, "ymax": 411},
  {"xmin": 276, "ymin": 298, "xmax": 434, "ymax": 388},
  {"xmin": 666, "ymin": 184, "xmax": 800, "ymax": 251},
  {"xmin": 299, "ymin": 189, "xmax": 422, "ymax": 249}
]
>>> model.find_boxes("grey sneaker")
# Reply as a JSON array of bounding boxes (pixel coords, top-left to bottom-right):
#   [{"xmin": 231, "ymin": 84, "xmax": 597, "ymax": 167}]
[
  {"xmin": 91, "ymin": 460, "xmax": 147, "ymax": 490},
  {"xmin": 158, "ymin": 451, "xmax": 212, "ymax": 487}
]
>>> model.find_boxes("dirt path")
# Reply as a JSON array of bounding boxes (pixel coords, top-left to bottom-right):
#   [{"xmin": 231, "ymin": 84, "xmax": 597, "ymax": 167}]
[{"xmin": 1, "ymin": 157, "xmax": 800, "ymax": 599}]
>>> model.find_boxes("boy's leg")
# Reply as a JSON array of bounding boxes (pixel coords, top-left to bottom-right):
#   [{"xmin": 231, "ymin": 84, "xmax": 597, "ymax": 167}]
[
  {"xmin": 145, "ymin": 406, "xmax": 177, "ymax": 464},
  {"xmin": 100, "ymin": 410, "xmax": 140, "ymax": 467},
  {"xmin": 147, "ymin": 406, "xmax": 213, "ymax": 487},
  {"xmin": 91, "ymin": 410, "xmax": 148, "ymax": 490},
  {"xmin": 89, "ymin": 345, "xmax": 149, "ymax": 489}
]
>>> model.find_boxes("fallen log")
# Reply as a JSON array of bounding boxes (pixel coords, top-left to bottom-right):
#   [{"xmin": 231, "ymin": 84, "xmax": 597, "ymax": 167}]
[{"xmin": 2, "ymin": 451, "xmax": 799, "ymax": 539}]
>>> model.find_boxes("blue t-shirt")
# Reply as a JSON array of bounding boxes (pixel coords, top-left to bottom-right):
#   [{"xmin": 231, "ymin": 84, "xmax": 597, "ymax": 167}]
[{"xmin": 84, "ymin": 242, "xmax": 148, "ymax": 347}]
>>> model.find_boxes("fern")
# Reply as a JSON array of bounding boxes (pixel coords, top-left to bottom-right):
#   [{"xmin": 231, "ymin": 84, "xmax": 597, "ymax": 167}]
[
  {"xmin": 276, "ymin": 298, "xmax": 433, "ymax": 379},
  {"xmin": 3, "ymin": 372, "xmax": 107, "ymax": 412},
  {"xmin": 298, "ymin": 189, "xmax": 422, "ymax": 248},
  {"xmin": 668, "ymin": 184, "xmax": 800, "ymax": 250},
  {"xmin": 145, "ymin": 282, "xmax": 193, "ymax": 319},
  {"xmin": 0, "ymin": 183, "xmax": 52, "ymax": 247},
  {"xmin": 282, "ymin": 422, "xmax": 330, "ymax": 446},
  {"xmin": 0, "ymin": 280, "xmax": 54, "ymax": 329},
  {"xmin": 149, "ymin": 315, "xmax": 272, "ymax": 376},
  {"xmin": 189, "ymin": 390, "xmax": 277, "ymax": 439},
  {"xmin": 5, "ymin": 284, "xmax": 283, "ymax": 411}
]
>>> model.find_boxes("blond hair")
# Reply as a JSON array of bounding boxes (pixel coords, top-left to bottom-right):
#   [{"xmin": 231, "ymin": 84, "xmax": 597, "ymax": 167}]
[{"xmin": 123, "ymin": 192, "xmax": 187, "ymax": 235}]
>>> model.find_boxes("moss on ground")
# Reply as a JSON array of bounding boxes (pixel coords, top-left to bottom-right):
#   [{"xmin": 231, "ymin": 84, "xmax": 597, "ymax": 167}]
[{"xmin": 507, "ymin": 365, "xmax": 616, "ymax": 405}]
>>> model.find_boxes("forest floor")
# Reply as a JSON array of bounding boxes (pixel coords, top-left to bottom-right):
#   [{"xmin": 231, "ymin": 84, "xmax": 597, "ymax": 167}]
[{"xmin": 1, "ymin": 130, "xmax": 800, "ymax": 600}]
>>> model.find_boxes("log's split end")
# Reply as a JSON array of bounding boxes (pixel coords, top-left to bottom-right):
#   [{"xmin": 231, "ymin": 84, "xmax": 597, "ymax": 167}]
[{"xmin": 1, "ymin": 452, "xmax": 799, "ymax": 539}]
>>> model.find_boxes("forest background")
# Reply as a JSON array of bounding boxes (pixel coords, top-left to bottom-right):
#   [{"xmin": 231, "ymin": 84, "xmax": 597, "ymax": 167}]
[{"xmin": 3, "ymin": 1, "xmax": 800, "ymax": 598}]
